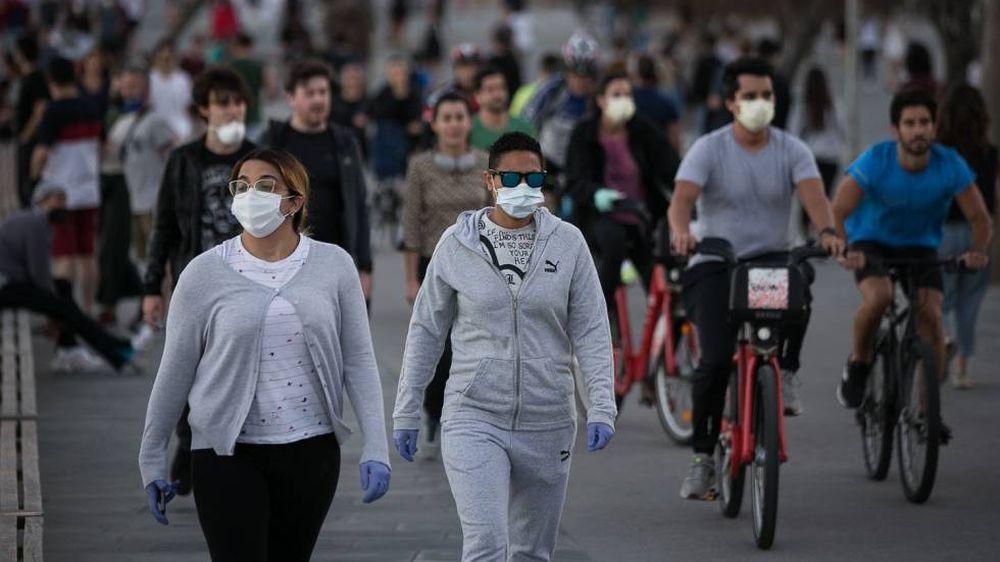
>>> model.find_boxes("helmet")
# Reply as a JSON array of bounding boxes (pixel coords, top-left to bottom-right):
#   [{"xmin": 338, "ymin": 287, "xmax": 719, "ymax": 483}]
[
  {"xmin": 562, "ymin": 31, "xmax": 600, "ymax": 75},
  {"xmin": 450, "ymin": 43, "xmax": 482, "ymax": 64}
]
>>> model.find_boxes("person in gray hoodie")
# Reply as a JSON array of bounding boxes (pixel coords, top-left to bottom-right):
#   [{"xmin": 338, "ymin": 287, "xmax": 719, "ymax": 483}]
[
  {"xmin": 393, "ymin": 132, "xmax": 616, "ymax": 562},
  {"xmin": 139, "ymin": 148, "xmax": 389, "ymax": 561}
]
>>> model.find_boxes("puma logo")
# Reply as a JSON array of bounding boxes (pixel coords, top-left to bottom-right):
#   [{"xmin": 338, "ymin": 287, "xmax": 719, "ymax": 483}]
[
  {"xmin": 545, "ymin": 260, "xmax": 559, "ymax": 273},
  {"xmin": 560, "ymin": 449, "xmax": 571, "ymax": 462}
]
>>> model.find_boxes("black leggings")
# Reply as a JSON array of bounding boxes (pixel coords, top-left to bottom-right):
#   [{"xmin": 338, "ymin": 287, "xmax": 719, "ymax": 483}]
[
  {"xmin": 418, "ymin": 255, "xmax": 451, "ymax": 423},
  {"xmin": 0, "ymin": 282, "xmax": 130, "ymax": 368},
  {"xmin": 682, "ymin": 259, "xmax": 813, "ymax": 454},
  {"xmin": 592, "ymin": 216, "xmax": 653, "ymax": 316},
  {"xmin": 191, "ymin": 432, "xmax": 341, "ymax": 562}
]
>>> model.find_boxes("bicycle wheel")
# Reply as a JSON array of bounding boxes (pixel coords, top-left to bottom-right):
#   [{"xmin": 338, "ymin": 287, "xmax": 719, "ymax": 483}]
[
  {"xmin": 859, "ymin": 333, "xmax": 895, "ymax": 480},
  {"xmin": 716, "ymin": 370, "xmax": 745, "ymax": 518},
  {"xmin": 896, "ymin": 339, "xmax": 940, "ymax": 504},
  {"xmin": 654, "ymin": 321, "xmax": 697, "ymax": 445},
  {"xmin": 750, "ymin": 365, "xmax": 780, "ymax": 550}
]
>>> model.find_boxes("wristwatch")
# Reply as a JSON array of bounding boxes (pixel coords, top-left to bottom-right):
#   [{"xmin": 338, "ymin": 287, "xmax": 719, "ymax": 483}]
[{"xmin": 819, "ymin": 227, "xmax": 838, "ymax": 238}]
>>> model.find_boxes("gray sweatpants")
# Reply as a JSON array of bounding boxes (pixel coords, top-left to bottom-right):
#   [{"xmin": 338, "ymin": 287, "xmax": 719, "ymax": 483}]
[{"xmin": 442, "ymin": 419, "xmax": 576, "ymax": 562}]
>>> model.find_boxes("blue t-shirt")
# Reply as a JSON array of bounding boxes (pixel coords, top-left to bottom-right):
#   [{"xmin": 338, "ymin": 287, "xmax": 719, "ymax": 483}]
[
  {"xmin": 633, "ymin": 86, "xmax": 680, "ymax": 131},
  {"xmin": 845, "ymin": 141, "xmax": 975, "ymax": 248}
]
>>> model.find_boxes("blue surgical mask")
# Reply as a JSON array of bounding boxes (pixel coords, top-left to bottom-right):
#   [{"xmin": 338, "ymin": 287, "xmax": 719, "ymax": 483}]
[
  {"xmin": 123, "ymin": 99, "xmax": 144, "ymax": 113},
  {"xmin": 494, "ymin": 182, "xmax": 544, "ymax": 219}
]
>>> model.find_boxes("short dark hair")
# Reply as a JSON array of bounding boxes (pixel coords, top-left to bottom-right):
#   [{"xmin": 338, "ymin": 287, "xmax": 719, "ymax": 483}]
[
  {"xmin": 493, "ymin": 24, "xmax": 513, "ymax": 49},
  {"xmin": 636, "ymin": 55, "xmax": 658, "ymax": 85},
  {"xmin": 432, "ymin": 91, "xmax": 472, "ymax": 121},
  {"xmin": 474, "ymin": 65, "xmax": 505, "ymax": 92},
  {"xmin": 540, "ymin": 53, "xmax": 562, "ymax": 75},
  {"xmin": 285, "ymin": 58, "xmax": 332, "ymax": 93},
  {"xmin": 488, "ymin": 131, "xmax": 543, "ymax": 169},
  {"xmin": 904, "ymin": 42, "xmax": 932, "ymax": 77},
  {"xmin": 599, "ymin": 72, "xmax": 630, "ymax": 96},
  {"xmin": 757, "ymin": 38, "xmax": 782, "ymax": 59},
  {"xmin": 46, "ymin": 57, "xmax": 76, "ymax": 86},
  {"xmin": 235, "ymin": 32, "xmax": 253, "ymax": 49},
  {"xmin": 722, "ymin": 57, "xmax": 774, "ymax": 100},
  {"xmin": 15, "ymin": 34, "xmax": 40, "ymax": 64},
  {"xmin": 890, "ymin": 88, "xmax": 937, "ymax": 126},
  {"xmin": 192, "ymin": 65, "xmax": 251, "ymax": 108}
]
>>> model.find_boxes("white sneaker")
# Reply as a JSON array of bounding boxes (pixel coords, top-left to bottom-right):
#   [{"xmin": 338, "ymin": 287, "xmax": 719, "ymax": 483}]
[
  {"xmin": 51, "ymin": 346, "xmax": 109, "ymax": 374},
  {"xmin": 782, "ymin": 370, "xmax": 803, "ymax": 416},
  {"xmin": 130, "ymin": 324, "xmax": 156, "ymax": 353}
]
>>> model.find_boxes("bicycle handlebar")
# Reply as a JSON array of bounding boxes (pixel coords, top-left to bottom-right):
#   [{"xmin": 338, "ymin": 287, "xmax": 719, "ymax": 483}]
[{"xmin": 692, "ymin": 237, "xmax": 829, "ymax": 267}]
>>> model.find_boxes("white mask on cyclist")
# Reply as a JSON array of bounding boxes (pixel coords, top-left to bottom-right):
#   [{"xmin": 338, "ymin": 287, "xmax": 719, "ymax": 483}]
[
  {"xmin": 604, "ymin": 96, "xmax": 636, "ymax": 124},
  {"xmin": 735, "ymin": 99, "xmax": 774, "ymax": 133},
  {"xmin": 494, "ymin": 182, "xmax": 544, "ymax": 219},
  {"xmin": 231, "ymin": 190, "xmax": 296, "ymax": 238}
]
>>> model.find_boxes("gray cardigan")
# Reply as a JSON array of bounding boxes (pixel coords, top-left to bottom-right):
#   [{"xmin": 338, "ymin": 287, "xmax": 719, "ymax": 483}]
[
  {"xmin": 139, "ymin": 239, "xmax": 388, "ymax": 488},
  {"xmin": 393, "ymin": 207, "xmax": 617, "ymax": 432}
]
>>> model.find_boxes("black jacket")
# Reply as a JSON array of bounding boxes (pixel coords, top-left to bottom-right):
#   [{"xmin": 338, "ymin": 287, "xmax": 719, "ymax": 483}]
[
  {"xmin": 258, "ymin": 120, "xmax": 372, "ymax": 272},
  {"xmin": 565, "ymin": 114, "xmax": 679, "ymax": 232},
  {"xmin": 143, "ymin": 138, "xmax": 256, "ymax": 295}
]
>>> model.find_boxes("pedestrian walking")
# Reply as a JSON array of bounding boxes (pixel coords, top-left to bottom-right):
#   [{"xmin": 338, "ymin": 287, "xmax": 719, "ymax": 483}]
[
  {"xmin": 331, "ymin": 58, "xmax": 370, "ymax": 161},
  {"xmin": 0, "ymin": 182, "xmax": 137, "ymax": 372},
  {"xmin": 31, "ymin": 56, "xmax": 102, "ymax": 315},
  {"xmin": 936, "ymin": 84, "xmax": 998, "ymax": 388},
  {"xmin": 139, "ymin": 148, "xmax": 390, "ymax": 561},
  {"xmin": 470, "ymin": 65, "xmax": 534, "ymax": 152},
  {"xmin": 393, "ymin": 132, "xmax": 616, "ymax": 562},
  {"xmin": 259, "ymin": 59, "xmax": 373, "ymax": 299},
  {"xmin": 400, "ymin": 92, "xmax": 490, "ymax": 454},
  {"xmin": 12, "ymin": 34, "xmax": 49, "ymax": 208},
  {"xmin": 142, "ymin": 66, "xmax": 256, "ymax": 496},
  {"xmin": 148, "ymin": 41, "xmax": 193, "ymax": 142}
]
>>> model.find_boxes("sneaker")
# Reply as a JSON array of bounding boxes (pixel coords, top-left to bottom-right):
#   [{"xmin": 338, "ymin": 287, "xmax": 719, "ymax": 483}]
[
  {"xmin": 837, "ymin": 359, "xmax": 870, "ymax": 409},
  {"xmin": 679, "ymin": 454, "xmax": 716, "ymax": 500},
  {"xmin": 782, "ymin": 370, "xmax": 803, "ymax": 416},
  {"xmin": 952, "ymin": 371, "xmax": 975, "ymax": 390},
  {"xmin": 50, "ymin": 346, "xmax": 109, "ymax": 374},
  {"xmin": 939, "ymin": 420, "xmax": 952, "ymax": 445},
  {"xmin": 130, "ymin": 324, "xmax": 156, "ymax": 353}
]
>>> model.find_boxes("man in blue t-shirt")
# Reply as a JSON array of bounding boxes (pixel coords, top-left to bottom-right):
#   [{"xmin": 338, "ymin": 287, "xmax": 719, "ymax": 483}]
[{"xmin": 832, "ymin": 90, "xmax": 993, "ymax": 421}]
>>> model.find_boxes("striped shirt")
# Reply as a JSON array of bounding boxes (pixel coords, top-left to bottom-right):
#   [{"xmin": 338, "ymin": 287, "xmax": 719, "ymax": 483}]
[{"xmin": 218, "ymin": 235, "xmax": 335, "ymax": 444}]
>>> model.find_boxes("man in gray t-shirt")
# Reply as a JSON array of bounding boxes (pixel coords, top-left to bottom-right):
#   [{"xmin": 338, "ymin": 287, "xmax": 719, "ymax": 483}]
[{"xmin": 668, "ymin": 57, "xmax": 845, "ymax": 501}]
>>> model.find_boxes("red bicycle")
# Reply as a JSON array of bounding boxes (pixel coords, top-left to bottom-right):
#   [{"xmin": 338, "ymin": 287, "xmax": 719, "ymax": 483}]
[
  {"xmin": 697, "ymin": 238, "xmax": 827, "ymax": 550},
  {"xmin": 576, "ymin": 201, "xmax": 698, "ymax": 445}
]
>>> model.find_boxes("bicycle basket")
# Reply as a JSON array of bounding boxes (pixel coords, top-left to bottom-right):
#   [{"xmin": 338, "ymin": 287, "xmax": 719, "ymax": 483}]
[{"xmin": 729, "ymin": 264, "xmax": 807, "ymax": 322}]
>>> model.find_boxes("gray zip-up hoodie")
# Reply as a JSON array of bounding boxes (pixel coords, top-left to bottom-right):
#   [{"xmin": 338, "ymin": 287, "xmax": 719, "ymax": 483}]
[
  {"xmin": 139, "ymin": 240, "xmax": 389, "ymax": 488},
  {"xmin": 393, "ymin": 207, "xmax": 617, "ymax": 432}
]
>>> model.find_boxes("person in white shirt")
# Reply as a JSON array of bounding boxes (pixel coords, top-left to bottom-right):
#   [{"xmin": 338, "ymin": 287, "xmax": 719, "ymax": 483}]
[{"xmin": 149, "ymin": 41, "xmax": 193, "ymax": 141}]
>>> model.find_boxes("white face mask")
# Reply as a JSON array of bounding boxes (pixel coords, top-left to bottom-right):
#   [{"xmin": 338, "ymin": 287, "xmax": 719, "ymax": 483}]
[
  {"xmin": 231, "ymin": 190, "xmax": 295, "ymax": 238},
  {"xmin": 213, "ymin": 121, "xmax": 246, "ymax": 145},
  {"xmin": 604, "ymin": 96, "xmax": 636, "ymax": 124},
  {"xmin": 494, "ymin": 182, "xmax": 544, "ymax": 219},
  {"xmin": 735, "ymin": 99, "xmax": 775, "ymax": 133}
]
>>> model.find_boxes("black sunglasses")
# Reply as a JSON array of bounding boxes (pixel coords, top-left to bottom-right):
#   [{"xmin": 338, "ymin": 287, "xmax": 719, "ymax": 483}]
[{"xmin": 489, "ymin": 170, "xmax": 547, "ymax": 188}]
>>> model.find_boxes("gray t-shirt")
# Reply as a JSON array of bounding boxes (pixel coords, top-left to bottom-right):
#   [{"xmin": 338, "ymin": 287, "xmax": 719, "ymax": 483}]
[
  {"xmin": 123, "ymin": 112, "xmax": 176, "ymax": 214},
  {"xmin": 478, "ymin": 213, "xmax": 537, "ymax": 296},
  {"xmin": 675, "ymin": 125, "xmax": 820, "ymax": 263}
]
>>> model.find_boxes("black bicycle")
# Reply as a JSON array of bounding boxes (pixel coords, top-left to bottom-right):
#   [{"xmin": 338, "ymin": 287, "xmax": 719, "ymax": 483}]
[{"xmin": 857, "ymin": 256, "xmax": 962, "ymax": 504}]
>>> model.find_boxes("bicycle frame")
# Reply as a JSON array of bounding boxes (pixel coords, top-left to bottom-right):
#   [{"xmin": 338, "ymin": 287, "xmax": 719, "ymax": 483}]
[
  {"xmin": 727, "ymin": 328, "xmax": 789, "ymax": 477},
  {"xmin": 614, "ymin": 263, "xmax": 681, "ymax": 392}
]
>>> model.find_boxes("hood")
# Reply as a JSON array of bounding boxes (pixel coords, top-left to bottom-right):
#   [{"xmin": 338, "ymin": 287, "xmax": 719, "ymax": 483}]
[{"xmin": 452, "ymin": 206, "xmax": 561, "ymax": 252}]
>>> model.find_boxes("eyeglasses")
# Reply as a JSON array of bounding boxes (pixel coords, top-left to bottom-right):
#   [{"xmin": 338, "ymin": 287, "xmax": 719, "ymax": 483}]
[
  {"xmin": 489, "ymin": 170, "xmax": 547, "ymax": 189},
  {"xmin": 228, "ymin": 178, "xmax": 279, "ymax": 197}
]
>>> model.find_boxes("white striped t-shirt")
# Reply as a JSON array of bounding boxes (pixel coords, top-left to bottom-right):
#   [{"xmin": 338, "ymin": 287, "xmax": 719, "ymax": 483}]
[{"xmin": 218, "ymin": 235, "xmax": 335, "ymax": 445}]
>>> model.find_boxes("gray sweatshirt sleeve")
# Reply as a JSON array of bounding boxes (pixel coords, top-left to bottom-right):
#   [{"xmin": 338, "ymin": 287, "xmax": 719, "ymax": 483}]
[
  {"xmin": 566, "ymin": 231, "xmax": 617, "ymax": 428},
  {"xmin": 337, "ymin": 259, "xmax": 391, "ymax": 467},
  {"xmin": 137, "ymin": 267, "xmax": 204, "ymax": 488},
  {"xmin": 392, "ymin": 239, "xmax": 458, "ymax": 431},
  {"xmin": 26, "ymin": 218, "xmax": 55, "ymax": 292}
]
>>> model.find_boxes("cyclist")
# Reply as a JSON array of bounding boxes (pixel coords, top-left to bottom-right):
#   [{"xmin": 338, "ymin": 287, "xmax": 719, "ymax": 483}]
[
  {"xmin": 668, "ymin": 57, "xmax": 844, "ymax": 500},
  {"xmin": 564, "ymin": 72, "xmax": 678, "ymax": 326},
  {"xmin": 831, "ymin": 89, "xmax": 993, "ymax": 427}
]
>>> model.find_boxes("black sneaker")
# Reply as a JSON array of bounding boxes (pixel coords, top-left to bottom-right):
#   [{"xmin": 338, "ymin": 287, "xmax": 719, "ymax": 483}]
[
  {"xmin": 939, "ymin": 421, "xmax": 952, "ymax": 446},
  {"xmin": 837, "ymin": 359, "xmax": 870, "ymax": 409}
]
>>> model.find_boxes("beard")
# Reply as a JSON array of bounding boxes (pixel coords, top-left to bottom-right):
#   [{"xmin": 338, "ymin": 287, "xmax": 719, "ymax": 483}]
[{"xmin": 902, "ymin": 137, "xmax": 931, "ymax": 156}]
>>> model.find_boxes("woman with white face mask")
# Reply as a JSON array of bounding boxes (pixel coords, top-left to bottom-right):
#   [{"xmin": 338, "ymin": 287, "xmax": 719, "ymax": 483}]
[
  {"xmin": 400, "ymin": 92, "xmax": 491, "ymax": 455},
  {"xmin": 393, "ymin": 132, "xmax": 617, "ymax": 562},
  {"xmin": 138, "ymin": 148, "xmax": 391, "ymax": 561},
  {"xmin": 564, "ymin": 73, "xmax": 680, "ymax": 337}
]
